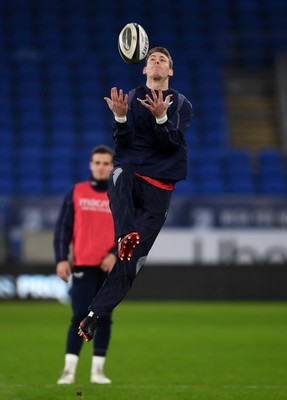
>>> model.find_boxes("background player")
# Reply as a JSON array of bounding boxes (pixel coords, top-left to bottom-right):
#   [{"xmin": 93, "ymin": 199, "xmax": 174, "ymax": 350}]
[{"xmin": 54, "ymin": 145, "xmax": 116, "ymax": 384}]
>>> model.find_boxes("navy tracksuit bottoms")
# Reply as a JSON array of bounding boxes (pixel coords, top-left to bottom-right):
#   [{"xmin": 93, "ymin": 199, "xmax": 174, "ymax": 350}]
[
  {"xmin": 67, "ymin": 267, "xmax": 112, "ymax": 356},
  {"xmin": 89, "ymin": 167, "xmax": 172, "ymax": 317}
]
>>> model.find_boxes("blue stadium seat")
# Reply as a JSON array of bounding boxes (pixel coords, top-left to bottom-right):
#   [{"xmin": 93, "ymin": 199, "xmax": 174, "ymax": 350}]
[
  {"xmin": 37, "ymin": 24, "xmax": 61, "ymax": 40},
  {"xmin": 234, "ymin": 0, "xmax": 261, "ymax": 11},
  {"xmin": 0, "ymin": 160, "xmax": 13, "ymax": 179},
  {"xmin": 49, "ymin": 128, "xmax": 76, "ymax": 147},
  {"xmin": 46, "ymin": 61, "xmax": 70, "ymax": 78},
  {"xmin": 75, "ymin": 165, "xmax": 90, "ymax": 182},
  {"xmin": 0, "ymin": 145, "xmax": 13, "ymax": 160},
  {"xmin": 194, "ymin": 149, "xmax": 224, "ymax": 165},
  {"xmin": 80, "ymin": 114, "xmax": 105, "ymax": 132},
  {"xmin": 0, "ymin": 80, "xmax": 11, "ymax": 100},
  {"xmin": 186, "ymin": 131, "xmax": 199, "ymax": 149},
  {"xmin": 48, "ymin": 94, "xmax": 73, "ymax": 108},
  {"xmin": 0, "ymin": 179, "xmax": 14, "ymax": 196},
  {"xmin": 79, "ymin": 129, "xmax": 106, "ymax": 148},
  {"xmin": 173, "ymin": 180, "xmax": 196, "ymax": 196},
  {"xmin": 227, "ymin": 178, "xmax": 255, "ymax": 196},
  {"xmin": 258, "ymin": 149, "xmax": 284, "ymax": 175},
  {"xmin": 199, "ymin": 97, "xmax": 225, "ymax": 115},
  {"xmin": 9, "ymin": 29, "xmax": 32, "ymax": 48},
  {"xmin": 78, "ymin": 81, "xmax": 100, "ymax": 98},
  {"xmin": 50, "ymin": 113, "xmax": 74, "ymax": 130},
  {"xmin": 18, "ymin": 162, "xmax": 43, "ymax": 180},
  {"xmin": 46, "ymin": 147, "xmax": 75, "ymax": 164},
  {"xmin": 18, "ymin": 130, "xmax": 45, "ymax": 147},
  {"xmin": 19, "ymin": 115, "xmax": 44, "ymax": 131},
  {"xmin": 259, "ymin": 164, "xmax": 284, "ymax": 177},
  {"xmin": 225, "ymin": 150, "xmax": 253, "ymax": 175},
  {"xmin": 18, "ymin": 146, "xmax": 45, "ymax": 164},
  {"xmin": 197, "ymin": 178, "xmax": 226, "ymax": 195},
  {"xmin": 176, "ymin": 0, "xmax": 201, "ymax": 12},
  {"xmin": 258, "ymin": 179, "xmax": 287, "ymax": 196},
  {"xmin": 46, "ymin": 163, "xmax": 74, "ymax": 182},
  {"xmin": 49, "ymin": 81, "xmax": 71, "ymax": 97},
  {"xmin": 66, "ymin": 27, "xmax": 89, "ymax": 48},
  {"xmin": 200, "ymin": 132, "xmax": 228, "ymax": 149},
  {"xmin": 0, "ymin": 101, "xmax": 13, "ymax": 122},
  {"xmin": 65, "ymin": 12, "xmax": 87, "ymax": 28},
  {"xmin": 1, "ymin": 131, "xmax": 14, "ymax": 148},
  {"xmin": 18, "ymin": 83, "xmax": 41, "ymax": 98},
  {"xmin": 76, "ymin": 63, "xmax": 98, "ymax": 78},
  {"xmin": 198, "ymin": 75, "xmax": 222, "ymax": 95},
  {"xmin": 18, "ymin": 97, "xmax": 43, "ymax": 113},
  {"xmin": 16, "ymin": 60, "xmax": 40, "ymax": 76},
  {"xmin": 0, "ymin": 118, "xmax": 13, "ymax": 132},
  {"xmin": 37, "ymin": 12, "xmax": 60, "ymax": 30},
  {"xmin": 258, "ymin": 149, "xmax": 283, "ymax": 162},
  {"xmin": 197, "ymin": 162, "xmax": 222, "ymax": 179},
  {"xmin": 207, "ymin": 9, "xmax": 230, "ymax": 23},
  {"xmin": 17, "ymin": 178, "xmax": 45, "ymax": 197},
  {"xmin": 47, "ymin": 177, "xmax": 75, "ymax": 195},
  {"xmin": 0, "ymin": 64, "xmax": 10, "ymax": 81},
  {"xmin": 263, "ymin": 0, "xmax": 287, "ymax": 12}
]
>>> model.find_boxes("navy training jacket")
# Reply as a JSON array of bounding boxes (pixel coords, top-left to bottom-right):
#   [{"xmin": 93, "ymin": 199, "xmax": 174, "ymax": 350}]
[{"xmin": 112, "ymin": 85, "xmax": 192, "ymax": 182}]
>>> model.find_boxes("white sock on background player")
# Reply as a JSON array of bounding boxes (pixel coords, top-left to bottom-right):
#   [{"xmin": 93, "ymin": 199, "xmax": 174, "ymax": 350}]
[
  {"xmin": 91, "ymin": 356, "xmax": 111, "ymax": 384},
  {"xmin": 57, "ymin": 353, "xmax": 79, "ymax": 384}
]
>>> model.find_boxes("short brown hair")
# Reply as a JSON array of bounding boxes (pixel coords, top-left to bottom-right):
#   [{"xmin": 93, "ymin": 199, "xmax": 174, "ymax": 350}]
[
  {"xmin": 90, "ymin": 145, "xmax": 113, "ymax": 160},
  {"xmin": 145, "ymin": 47, "xmax": 173, "ymax": 68}
]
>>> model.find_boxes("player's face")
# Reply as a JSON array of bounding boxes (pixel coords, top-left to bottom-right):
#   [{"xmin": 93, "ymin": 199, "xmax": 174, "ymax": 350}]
[
  {"xmin": 89, "ymin": 153, "xmax": 113, "ymax": 181},
  {"xmin": 143, "ymin": 52, "xmax": 173, "ymax": 80}
]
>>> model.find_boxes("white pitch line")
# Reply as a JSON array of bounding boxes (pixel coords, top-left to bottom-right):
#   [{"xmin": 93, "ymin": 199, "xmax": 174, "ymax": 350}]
[{"xmin": 0, "ymin": 383, "xmax": 286, "ymax": 390}]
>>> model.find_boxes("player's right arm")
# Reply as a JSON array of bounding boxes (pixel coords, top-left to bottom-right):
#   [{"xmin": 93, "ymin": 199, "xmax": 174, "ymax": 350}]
[
  {"xmin": 104, "ymin": 87, "xmax": 128, "ymax": 118},
  {"xmin": 54, "ymin": 187, "xmax": 74, "ymax": 282},
  {"xmin": 104, "ymin": 87, "xmax": 135, "ymax": 145}
]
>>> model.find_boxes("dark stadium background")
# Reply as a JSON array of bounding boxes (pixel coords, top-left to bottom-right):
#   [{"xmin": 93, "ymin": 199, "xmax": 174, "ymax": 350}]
[{"xmin": 0, "ymin": 0, "xmax": 287, "ymax": 301}]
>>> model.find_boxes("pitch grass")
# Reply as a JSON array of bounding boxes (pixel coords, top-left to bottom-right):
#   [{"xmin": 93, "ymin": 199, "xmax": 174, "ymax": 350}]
[{"xmin": 0, "ymin": 301, "xmax": 287, "ymax": 400}]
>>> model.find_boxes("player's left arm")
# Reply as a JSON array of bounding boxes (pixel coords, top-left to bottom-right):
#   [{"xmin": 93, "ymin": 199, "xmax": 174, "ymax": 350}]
[
  {"xmin": 142, "ymin": 90, "xmax": 192, "ymax": 150},
  {"xmin": 154, "ymin": 98, "xmax": 192, "ymax": 150}
]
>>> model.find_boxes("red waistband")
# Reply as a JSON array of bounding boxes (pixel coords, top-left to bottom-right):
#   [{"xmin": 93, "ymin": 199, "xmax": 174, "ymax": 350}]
[{"xmin": 134, "ymin": 172, "xmax": 174, "ymax": 191}]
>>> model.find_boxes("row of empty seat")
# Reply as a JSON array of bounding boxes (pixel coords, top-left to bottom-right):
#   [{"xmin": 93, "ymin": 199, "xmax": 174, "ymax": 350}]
[
  {"xmin": 1, "ymin": 149, "xmax": 287, "ymax": 197},
  {"xmin": 0, "ymin": 55, "xmax": 227, "ymax": 143},
  {"xmin": 0, "ymin": 0, "xmax": 287, "ymax": 198},
  {"xmin": 0, "ymin": 0, "xmax": 286, "ymax": 66},
  {"xmin": 176, "ymin": 149, "xmax": 287, "ymax": 196}
]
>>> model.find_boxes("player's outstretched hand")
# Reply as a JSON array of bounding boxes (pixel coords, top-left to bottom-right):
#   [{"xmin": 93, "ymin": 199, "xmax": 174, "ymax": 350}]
[
  {"xmin": 104, "ymin": 87, "xmax": 128, "ymax": 118},
  {"xmin": 140, "ymin": 89, "xmax": 173, "ymax": 119}
]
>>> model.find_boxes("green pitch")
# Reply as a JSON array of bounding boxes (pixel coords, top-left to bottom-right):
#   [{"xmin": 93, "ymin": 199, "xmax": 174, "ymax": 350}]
[{"xmin": 1, "ymin": 301, "xmax": 287, "ymax": 400}]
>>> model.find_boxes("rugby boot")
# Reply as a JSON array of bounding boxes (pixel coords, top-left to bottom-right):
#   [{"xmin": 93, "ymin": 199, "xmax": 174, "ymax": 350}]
[
  {"xmin": 118, "ymin": 232, "xmax": 140, "ymax": 260},
  {"xmin": 78, "ymin": 311, "xmax": 100, "ymax": 342}
]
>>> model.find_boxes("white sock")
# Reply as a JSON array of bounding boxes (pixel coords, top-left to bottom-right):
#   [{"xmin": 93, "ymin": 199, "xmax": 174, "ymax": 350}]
[
  {"xmin": 64, "ymin": 354, "xmax": 79, "ymax": 374},
  {"xmin": 91, "ymin": 356, "xmax": 106, "ymax": 374}
]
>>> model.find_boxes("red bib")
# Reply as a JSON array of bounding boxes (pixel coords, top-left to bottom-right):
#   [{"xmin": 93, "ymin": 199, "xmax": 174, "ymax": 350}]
[{"xmin": 73, "ymin": 182, "xmax": 115, "ymax": 266}]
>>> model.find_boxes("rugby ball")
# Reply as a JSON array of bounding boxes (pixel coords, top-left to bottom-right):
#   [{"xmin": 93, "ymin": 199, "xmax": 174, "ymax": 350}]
[{"xmin": 118, "ymin": 22, "xmax": 149, "ymax": 64}]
